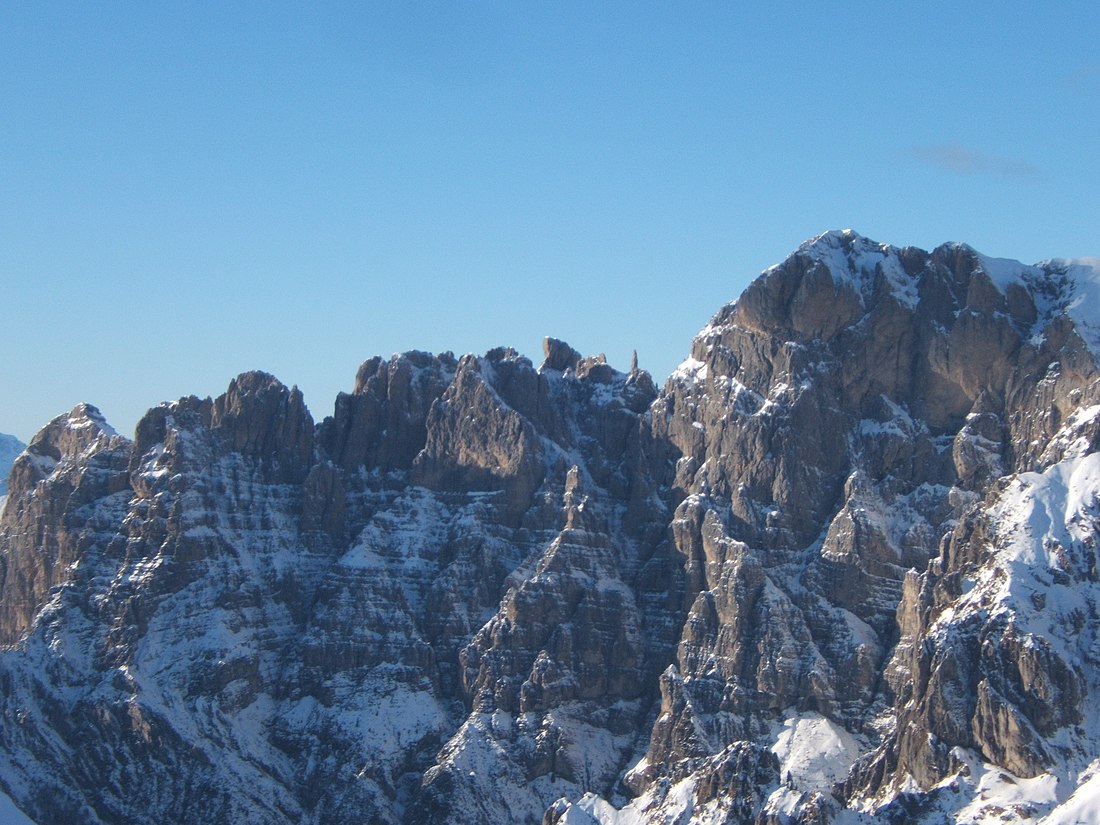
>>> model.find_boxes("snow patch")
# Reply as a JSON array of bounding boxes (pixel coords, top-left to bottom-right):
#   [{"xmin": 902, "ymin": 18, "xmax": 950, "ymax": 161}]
[
  {"xmin": 975, "ymin": 251, "xmax": 1100, "ymax": 364},
  {"xmin": 770, "ymin": 711, "xmax": 863, "ymax": 792},
  {"xmin": 671, "ymin": 357, "xmax": 708, "ymax": 384},
  {"xmin": 1052, "ymin": 257, "xmax": 1100, "ymax": 363},
  {"xmin": 1044, "ymin": 759, "xmax": 1100, "ymax": 824},
  {"xmin": 793, "ymin": 230, "xmax": 920, "ymax": 309},
  {"xmin": 574, "ymin": 775, "xmax": 702, "ymax": 825},
  {"xmin": 974, "ymin": 252, "xmax": 1041, "ymax": 294}
]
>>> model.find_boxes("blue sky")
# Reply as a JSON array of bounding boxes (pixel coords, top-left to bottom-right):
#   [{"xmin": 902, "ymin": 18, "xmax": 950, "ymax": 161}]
[{"xmin": 2, "ymin": 2, "xmax": 1098, "ymax": 443}]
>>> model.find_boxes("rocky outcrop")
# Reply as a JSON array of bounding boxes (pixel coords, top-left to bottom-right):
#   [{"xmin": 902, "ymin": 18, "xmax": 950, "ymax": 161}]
[
  {"xmin": 318, "ymin": 350, "xmax": 457, "ymax": 472},
  {"xmin": 0, "ymin": 405, "xmax": 128, "ymax": 642},
  {"xmin": 1, "ymin": 231, "xmax": 1099, "ymax": 825},
  {"xmin": 553, "ymin": 232, "xmax": 1100, "ymax": 824},
  {"xmin": 412, "ymin": 351, "xmax": 547, "ymax": 524},
  {"xmin": 210, "ymin": 371, "xmax": 314, "ymax": 482},
  {"xmin": 0, "ymin": 333, "xmax": 666, "ymax": 825}
]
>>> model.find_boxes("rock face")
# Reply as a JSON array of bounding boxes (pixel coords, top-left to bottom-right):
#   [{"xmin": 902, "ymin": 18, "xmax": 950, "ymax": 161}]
[{"xmin": 2, "ymin": 231, "xmax": 1100, "ymax": 825}]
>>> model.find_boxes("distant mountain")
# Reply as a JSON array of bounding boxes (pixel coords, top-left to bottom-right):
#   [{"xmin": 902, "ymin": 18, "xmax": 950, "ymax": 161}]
[
  {"xmin": 2, "ymin": 232, "xmax": 1100, "ymax": 824},
  {"xmin": 0, "ymin": 433, "xmax": 25, "ymax": 500}
]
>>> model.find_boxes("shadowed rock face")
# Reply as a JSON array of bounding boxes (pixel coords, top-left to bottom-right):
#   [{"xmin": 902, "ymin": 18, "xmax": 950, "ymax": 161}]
[
  {"xmin": 0, "ymin": 334, "xmax": 664, "ymax": 825},
  {"xmin": 318, "ymin": 350, "xmax": 458, "ymax": 473},
  {"xmin": 0, "ymin": 404, "xmax": 129, "ymax": 641},
  {"xmin": 2, "ymin": 231, "xmax": 1099, "ymax": 825}
]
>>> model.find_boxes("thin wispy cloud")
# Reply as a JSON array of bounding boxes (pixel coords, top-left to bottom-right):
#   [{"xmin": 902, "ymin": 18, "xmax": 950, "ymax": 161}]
[{"xmin": 911, "ymin": 144, "xmax": 1039, "ymax": 178}]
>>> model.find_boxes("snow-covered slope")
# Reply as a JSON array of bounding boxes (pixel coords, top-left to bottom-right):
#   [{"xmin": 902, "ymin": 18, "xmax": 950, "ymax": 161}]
[{"xmin": 2, "ymin": 231, "xmax": 1100, "ymax": 825}]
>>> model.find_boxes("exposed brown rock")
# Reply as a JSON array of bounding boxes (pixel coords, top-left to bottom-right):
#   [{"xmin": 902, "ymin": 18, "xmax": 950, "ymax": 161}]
[{"xmin": 3, "ymin": 232, "xmax": 1100, "ymax": 825}]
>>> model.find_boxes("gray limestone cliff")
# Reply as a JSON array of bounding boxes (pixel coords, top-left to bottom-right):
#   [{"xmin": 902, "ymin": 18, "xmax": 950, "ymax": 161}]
[{"xmin": 2, "ymin": 231, "xmax": 1100, "ymax": 825}]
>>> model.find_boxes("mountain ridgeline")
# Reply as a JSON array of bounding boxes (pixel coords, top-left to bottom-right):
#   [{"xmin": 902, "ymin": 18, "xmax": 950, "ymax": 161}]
[{"xmin": 3, "ymin": 231, "xmax": 1100, "ymax": 824}]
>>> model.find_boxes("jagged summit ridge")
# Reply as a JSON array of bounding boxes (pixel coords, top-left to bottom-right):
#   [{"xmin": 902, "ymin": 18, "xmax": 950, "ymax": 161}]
[
  {"xmin": 0, "ymin": 337, "xmax": 663, "ymax": 825},
  {"xmin": 704, "ymin": 229, "xmax": 1100, "ymax": 350},
  {"xmin": 2, "ymin": 233, "xmax": 1100, "ymax": 825}
]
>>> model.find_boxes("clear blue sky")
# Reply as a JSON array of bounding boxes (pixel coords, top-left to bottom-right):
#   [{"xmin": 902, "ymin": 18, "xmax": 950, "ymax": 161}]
[{"xmin": 2, "ymin": 2, "xmax": 1098, "ymax": 443}]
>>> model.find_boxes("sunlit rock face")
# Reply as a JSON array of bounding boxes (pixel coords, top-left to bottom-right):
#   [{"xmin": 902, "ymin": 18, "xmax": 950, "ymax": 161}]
[{"xmin": 3, "ymin": 231, "xmax": 1100, "ymax": 825}]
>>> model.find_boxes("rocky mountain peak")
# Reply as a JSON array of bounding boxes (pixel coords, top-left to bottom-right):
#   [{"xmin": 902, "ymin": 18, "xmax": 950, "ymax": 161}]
[
  {"xmin": 2, "ymin": 232, "xmax": 1100, "ymax": 825},
  {"xmin": 321, "ymin": 350, "xmax": 457, "ymax": 473},
  {"xmin": 209, "ymin": 371, "xmax": 313, "ymax": 482},
  {"xmin": 541, "ymin": 336, "xmax": 582, "ymax": 372},
  {"xmin": 0, "ymin": 404, "xmax": 130, "ymax": 643},
  {"xmin": 24, "ymin": 402, "xmax": 119, "ymax": 462}
]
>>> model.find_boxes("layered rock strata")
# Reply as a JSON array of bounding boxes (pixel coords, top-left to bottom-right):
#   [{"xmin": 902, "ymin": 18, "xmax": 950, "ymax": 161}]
[{"xmin": 1, "ymin": 231, "xmax": 1099, "ymax": 825}]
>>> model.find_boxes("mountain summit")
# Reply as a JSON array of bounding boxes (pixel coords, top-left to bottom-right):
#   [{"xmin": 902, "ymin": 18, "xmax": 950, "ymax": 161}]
[{"xmin": 2, "ymin": 233, "xmax": 1099, "ymax": 824}]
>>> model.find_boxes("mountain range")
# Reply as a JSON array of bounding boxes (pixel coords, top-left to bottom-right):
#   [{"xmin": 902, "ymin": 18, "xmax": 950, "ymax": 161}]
[{"xmin": 2, "ymin": 230, "xmax": 1099, "ymax": 824}]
